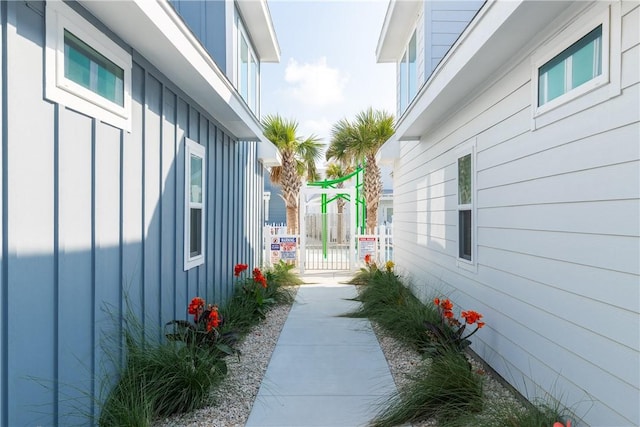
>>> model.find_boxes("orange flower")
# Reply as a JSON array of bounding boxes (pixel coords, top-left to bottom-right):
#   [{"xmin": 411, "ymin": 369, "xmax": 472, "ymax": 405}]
[
  {"xmin": 207, "ymin": 306, "xmax": 220, "ymax": 331},
  {"xmin": 234, "ymin": 263, "xmax": 248, "ymax": 276},
  {"xmin": 441, "ymin": 299, "xmax": 453, "ymax": 311},
  {"xmin": 461, "ymin": 310, "xmax": 483, "ymax": 324},
  {"xmin": 444, "ymin": 310, "xmax": 454, "ymax": 318},
  {"xmin": 253, "ymin": 267, "xmax": 268, "ymax": 288},
  {"xmin": 477, "ymin": 322, "xmax": 485, "ymax": 329},
  {"xmin": 188, "ymin": 297, "xmax": 205, "ymax": 315},
  {"xmin": 433, "ymin": 298, "xmax": 440, "ymax": 306},
  {"xmin": 188, "ymin": 297, "xmax": 205, "ymax": 322},
  {"xmin": 364, "ymin": 254, "xmax": 372, "ymax": 265}
]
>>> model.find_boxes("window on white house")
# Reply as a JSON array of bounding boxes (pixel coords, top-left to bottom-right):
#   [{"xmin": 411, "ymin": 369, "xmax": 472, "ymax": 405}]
[
  {"xmin": 457, "ymin": 154, "xmax": 472, "ymax": 261},
  {"xmin": 184, "ymin": 138, "xmax": 206, "ymax": 270},
  {"xmin": 399, "ymin": 30, "xmax": 417, "ymax": 115},
  {"xmin": 237, "ymin": 16, "xmax": 259, "ymax": 115},
  {"xmin": 45, "ymin": 1, "xmax": 132, "ymax": 130},
  {"xmin": 538, "ymin": 25, "xmax": 602, "ymax": 106}
]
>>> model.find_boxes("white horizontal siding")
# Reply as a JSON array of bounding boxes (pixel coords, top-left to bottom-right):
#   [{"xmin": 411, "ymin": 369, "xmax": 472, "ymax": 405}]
[
  {"xmin": 478, "ymin": 199, "xmax": 639, "ymax": 237},
  {"xmin": 392, "ymin": 2, "xmax": 640, "ymax": 425}
]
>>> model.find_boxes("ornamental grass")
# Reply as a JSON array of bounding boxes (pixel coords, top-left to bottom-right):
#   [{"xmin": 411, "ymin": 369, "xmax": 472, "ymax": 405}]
[
  {"xmin": 98, "ymin": 262, "xmax": 299, "ymax": 426},
  {"xmin": 371, "ymin": 350, "xmax": 484, "ymax": 427},
  {"xmin": 99, "ymin": 326, "xmax": 226, "ymax": 426},
  {"xmin": 345, "ymin": 265, "xmax": 441, "ymax": 351},
  {"xmin": 350, "ymin": 261, "xmax": 573, "ymax": 427}
]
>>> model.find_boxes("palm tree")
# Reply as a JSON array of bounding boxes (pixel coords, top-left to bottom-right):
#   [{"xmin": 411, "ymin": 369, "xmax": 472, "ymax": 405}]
[
  {"xmin": 327, "ymin": 108, "xmax": 394, "ymax": 233},
  {"xmin": 325, "ymin": 162, "xmax": 352, "ymax": 243},
  {"xmin": 263, "ymin": 114, "xmax": 322, "ymax": 234}
]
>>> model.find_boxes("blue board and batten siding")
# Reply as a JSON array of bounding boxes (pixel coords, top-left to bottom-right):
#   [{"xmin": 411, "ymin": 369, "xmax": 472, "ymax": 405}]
[
  {"xmin": 170, "ymin": 0, "xmax": 227, "ymax": 72},
  {"xmin": 0, "ymin": 2, "xmax": 265, "ymax": 426}
]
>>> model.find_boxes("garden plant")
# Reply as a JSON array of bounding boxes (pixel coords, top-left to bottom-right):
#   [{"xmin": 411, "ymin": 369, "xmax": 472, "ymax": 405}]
[
  {"xmin": 347, "ymin": 257, "xmax": 570, "ymax": 427},
  {"xmin": 98, "ymin": 262, "xmax": 298, "ymax": 427}
]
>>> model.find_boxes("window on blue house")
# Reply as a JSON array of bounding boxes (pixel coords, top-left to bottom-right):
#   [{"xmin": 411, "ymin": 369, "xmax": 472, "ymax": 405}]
[
  {"xmin": 45, "ymin": 1, "xmax": 132, "ymax": 130},
  {"xmin": 538, "ymin": 26, "xmax": 602, "ymax": 106},
  {"xmin": 185, "ymin": 138, "xmax": 206, "ymax": 270},
  {"xmin": 64, "ymin": 30, "xmax": 125, "ymax": 107},
  {"xmin": 237, "ymin": 16, "xmax": 260, "ymax": 115}
]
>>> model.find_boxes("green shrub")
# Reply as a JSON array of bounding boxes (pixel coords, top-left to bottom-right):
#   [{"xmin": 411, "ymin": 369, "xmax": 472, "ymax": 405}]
[
  {"xmin": 99, "ymin": 265, "xmax": 301, "ymax": 426},
  {"xmin": 372, "ymin": 351, "xmax": 484, "ymax": 427},
  {"xmin": 266, "ymin": 260, "xmax": 303, "ymax": 287},
  {"xmin": 221, "ymin": 263, "xmax": 297, "ymax": 334},
  {"xmin": 345, "ymin": 270, "xmax": 440, "ymax": 351},
  {"xmin": 99, "ymin": 331, "xmax": 226, "ymax": 426}
]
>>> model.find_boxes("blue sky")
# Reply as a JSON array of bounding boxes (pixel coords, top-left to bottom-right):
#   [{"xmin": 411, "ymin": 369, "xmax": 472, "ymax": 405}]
[{"xmin": 261, "ymin": 1, "xmax": 396, "ymax": 148}]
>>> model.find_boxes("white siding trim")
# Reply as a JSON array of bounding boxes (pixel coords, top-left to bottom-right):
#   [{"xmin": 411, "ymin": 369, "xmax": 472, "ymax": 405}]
[
  {"xmin": 455, "ymin": 139, "xmax": 477, "ymax": 273},
  {"xmin": 45, "ymin": 1, "xmax": 132, "ymax": 131},
  {"xmin": 531, "ymin": 2, "xmax": 622, "ymax": 129},
  {"xmin": 184, "ymin": 137, "xmax": 206, "ymax": 270}
]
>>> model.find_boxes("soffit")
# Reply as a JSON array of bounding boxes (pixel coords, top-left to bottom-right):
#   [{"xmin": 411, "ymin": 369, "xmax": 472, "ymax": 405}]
[
  {"xmin": 236, "ymin": 0, "xmax": 281, "ymax": 63},
  {"xmin": 376, "ymin": 0, "xmax": 422, "ymax": 63},
  {"xmin": 78, "ymin": 0, "xmax": 273, "ymax": 145},
  {"xmin": 394, "ymin": 0, "xmax": 574, "ymax": 140}
]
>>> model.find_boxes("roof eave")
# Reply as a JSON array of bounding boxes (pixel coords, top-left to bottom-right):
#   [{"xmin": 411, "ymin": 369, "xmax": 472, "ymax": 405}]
[
  {"xmin": 79, "ymin": 0, "xmax": 271, "ymax": 143},
  {"xmin": 236, "ymin": 0, "xmax": 281, "ymax": 63},
  {"xmin": 393, "ymin": 0, "xmax": 574, "ymax": 141},
  {"xmin": 376, "ymin": 0, "xmax": 421, "ymax": 63}
]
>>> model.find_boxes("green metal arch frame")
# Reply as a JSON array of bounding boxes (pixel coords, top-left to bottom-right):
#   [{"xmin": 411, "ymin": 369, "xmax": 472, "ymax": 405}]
[{"xmin": 306, "ymin": 166, "xmax": 366, "ymax": 257}]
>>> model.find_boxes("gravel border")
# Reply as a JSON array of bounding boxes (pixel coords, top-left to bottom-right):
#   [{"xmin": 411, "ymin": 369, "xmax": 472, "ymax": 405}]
[{"xmin": 154, "ymin": 284, "xmax": 524, "ymax": 427}]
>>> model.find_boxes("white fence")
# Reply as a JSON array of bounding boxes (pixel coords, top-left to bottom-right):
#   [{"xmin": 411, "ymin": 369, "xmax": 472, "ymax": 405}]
[{"xmin": 264, "ymin": 222, "xmax": 393, "ymax": 271}]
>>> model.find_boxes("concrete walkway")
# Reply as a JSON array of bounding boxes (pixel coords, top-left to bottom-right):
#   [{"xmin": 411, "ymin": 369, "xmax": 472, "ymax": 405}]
[{"xmin": 245, "ymin": 272, "xmax": 398, "ymax": 427}]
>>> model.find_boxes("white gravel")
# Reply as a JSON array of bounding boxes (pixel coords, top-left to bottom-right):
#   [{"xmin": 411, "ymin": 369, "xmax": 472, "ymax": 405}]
[{"xmin": 154, "ymin": 284, "xmax": 524, "ymax": 427}]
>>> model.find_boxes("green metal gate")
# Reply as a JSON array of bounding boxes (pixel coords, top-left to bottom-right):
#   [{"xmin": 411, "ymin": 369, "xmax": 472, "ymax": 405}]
[{"xmin": 299, "ymin": 187, "xmax": 357, "ymax": 273}]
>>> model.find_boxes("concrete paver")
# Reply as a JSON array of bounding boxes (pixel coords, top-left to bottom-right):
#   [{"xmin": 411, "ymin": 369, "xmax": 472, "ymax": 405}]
[{"xmin": 245, "ymin": 273, "xmax": 398, "ymax": 427}]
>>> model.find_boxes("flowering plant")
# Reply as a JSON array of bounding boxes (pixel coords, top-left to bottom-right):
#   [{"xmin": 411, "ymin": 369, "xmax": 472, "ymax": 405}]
[
  {"xmin": 364, "ymin": 253, "xmax": 373, "ymax": 265},
  {"xmin": 166, "ymin": 296, "xmax": 237, "ymax": 358},
  {"xmin": 363, "ymin": 254, "xmax": 396, "ymax": 273},
  {"xmin": 234, "ymin": 263, "xmax": 248, "ymax": 277},
  {"xmin": 234, "ymin": 263, "xmax": 273, "ymax": 318},
  {"xmin": 187, "ymin": 297, "xmax": 221, "ymax": 332},
  {"xmin": 423, "ymin": 297, "xmax": 485, "ymax": 356},
  {"xmin": 384, "ymin": 260, "xmax": 394, "ymax": 273}
]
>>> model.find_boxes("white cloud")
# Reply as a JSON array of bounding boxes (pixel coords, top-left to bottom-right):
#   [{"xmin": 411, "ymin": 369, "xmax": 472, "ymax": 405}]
[
  {"xmin": 284, "ymin": 57, "xmax": 348, "ymax": 107},
  {"xmin": 301, "ymin": 118, "xmax": 333, "ymax": 140}
]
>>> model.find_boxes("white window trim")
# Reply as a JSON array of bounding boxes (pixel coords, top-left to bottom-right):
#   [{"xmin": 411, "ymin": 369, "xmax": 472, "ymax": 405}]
[
  {"xmin": 456, "ymin": 140, "xmax": 477, "ymax": 273},
  {"xmin": 531, "ymin": 3, "xmax": 621, "ymax": 130},
  {"xmin": 45, "ymin": 1, "xmax": 132, "ymax": 131},
  {"xmin": 184, "ymin": 137, "xmax": 206, "ymax": 271},
  {"xmin": 236, "ymin": 15, "xmax": 259, "ymax": 115},
  {"xmin": 398, "ymin": 27, "xmax": 417, "ymax": 116}
]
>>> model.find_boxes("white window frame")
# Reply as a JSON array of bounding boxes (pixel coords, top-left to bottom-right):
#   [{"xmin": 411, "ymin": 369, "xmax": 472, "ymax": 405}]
[
  {"xmin": 531, "ymin": 3, "xmax": 621, "ymax": 129},
  {"xmin": 236, "ymin": 16, "xmax": 260, "ymax": 115},
  {"xmin": 398, "ymin": 28, "xmax": 417, "ymax": 115},
  {"xmin": 184, "ymin": 137, "xmax": 206, "ymax": 271},
  {"xmin": 456, "ymin": 141, "xmax": 477, "ymax": 272},
  {"xmin": 45, "ymin": 1, "xmax": 132, "ymax": 131}
]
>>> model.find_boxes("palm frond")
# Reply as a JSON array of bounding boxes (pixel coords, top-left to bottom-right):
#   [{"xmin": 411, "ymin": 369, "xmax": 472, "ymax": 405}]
[{"xmin": 269, "ymin": 166, "xmax": 283, "ymax": 185}]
